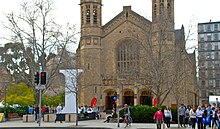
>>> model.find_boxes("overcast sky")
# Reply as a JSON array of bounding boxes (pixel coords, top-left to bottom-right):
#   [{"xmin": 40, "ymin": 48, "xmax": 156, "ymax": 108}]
[{"xmin": 0, "ymin": 0, "xmax": 219, "ymax": 52}]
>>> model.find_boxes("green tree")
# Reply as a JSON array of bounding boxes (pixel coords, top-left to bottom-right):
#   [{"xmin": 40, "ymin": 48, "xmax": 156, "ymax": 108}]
[
  {"xmin": 6, "ymin": 83, "xmax": 35, "ymax": 106},
  {"xmin": 42, "ymin": 92, "xmax": 64, "ymax": 107}
]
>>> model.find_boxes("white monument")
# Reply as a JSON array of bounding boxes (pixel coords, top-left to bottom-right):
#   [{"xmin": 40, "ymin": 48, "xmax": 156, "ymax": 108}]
[{"xmin": 59, "ymin": 69, "xmax": 83, "ymax": 114}]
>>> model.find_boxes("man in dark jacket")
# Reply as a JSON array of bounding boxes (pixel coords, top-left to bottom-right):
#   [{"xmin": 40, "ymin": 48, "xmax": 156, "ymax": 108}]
[{"xmin": 34, "ymin": 105, "xmax": 39, "ymax": 123}]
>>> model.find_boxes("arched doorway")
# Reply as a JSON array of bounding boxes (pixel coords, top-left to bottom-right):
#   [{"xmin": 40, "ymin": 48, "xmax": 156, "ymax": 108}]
[
  {"xmin": 105, "ymin": 90, "xmax": 117, "ymax": 110},
  {"xmin": 140, "ymin": 90, "xmax": 152, "ymax": 106},
  {"xmin": 123, "ymin": 89, "xmax": 134, "ymax": 106}
]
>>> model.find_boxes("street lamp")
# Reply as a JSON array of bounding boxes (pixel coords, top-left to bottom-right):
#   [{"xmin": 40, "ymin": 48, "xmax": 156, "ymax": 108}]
[
  {"xmin": 4, "ymin": 83, "xmax": 7, "ymax": 121},
  {"xmin": 1, "ymin": 81, "xmax": 9, "ymax": 122}
]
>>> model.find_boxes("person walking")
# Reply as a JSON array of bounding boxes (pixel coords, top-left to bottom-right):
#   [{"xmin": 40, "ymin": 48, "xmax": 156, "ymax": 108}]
[
  {"xmin": 124, "ymin": 104, "xmax": 131, "ymax": 128},
  {"xmin": 206, "ymin": 105, "xmax": 212, "ymax": 127},
  {"xmin": 196, "ymin": 106, "xmax": 204, "ymax": 129},
  {"xmin": 211, "ymin": 107, "xmax": 216, "ymax": 129},
  {"xmin": 164, "ymin": 106, "xmax": 172, "ymax": 128},
  {"xmin": 202, "ymin": 105, "xmax": 208, "ymax": 129},
  {"xmin": 189, "ymin": 106, "xmax": 197, "ymax": 129},
  {"xmin": 154, "ymin": 108, "xmax": 164, "ymax": 129},
  {"xmin": 55, "ymin": 104, "xmax": 63, "ymax": 123},
  {"xmin": 34, "ymin": 105, "xmax": 39, "ymax": 123},
  {"xmin": 185, "ymin": 106, "xmax": 190, "ymax": 127},
  {"xmin": 178, "ymin": 104, "xmax": 186, "ymax": 127}
]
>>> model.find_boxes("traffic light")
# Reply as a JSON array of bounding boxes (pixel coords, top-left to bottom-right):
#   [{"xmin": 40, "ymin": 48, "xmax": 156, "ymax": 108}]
[
  {"xmin": 34, "ymin": 72, "xmax": 39, "ymax": 85},
  {"xmin": 40, "ymin": 72, "xmax": 47, "ymax": 85}
]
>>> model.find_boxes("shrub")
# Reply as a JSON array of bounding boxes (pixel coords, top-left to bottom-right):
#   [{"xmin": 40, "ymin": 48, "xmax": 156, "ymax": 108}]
[
  {"xmin": 0, "ymin": 106, "xmax": 28, "ymax": 118},
  {"xmin": 119, "ymin": 105, "xmax": 177, "ymax": 123}
]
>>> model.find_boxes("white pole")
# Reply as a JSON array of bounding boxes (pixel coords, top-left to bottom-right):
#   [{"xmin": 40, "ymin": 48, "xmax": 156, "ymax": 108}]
[
  {"xmin": 39, "ymin": 86, "xmax": 42, "ymax": 126},
  {"xmin": 38, "ymin": 66, "xmax": 43, "ymax": 126}
]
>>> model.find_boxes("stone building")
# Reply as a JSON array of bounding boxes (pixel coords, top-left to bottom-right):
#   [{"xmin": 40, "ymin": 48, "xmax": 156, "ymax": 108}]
[
  {"xmin": 77, "ymin": 0, "xmax": 198, "ymax": 110},
  {"xmin": 198, "ymin": 21, "xmax": 220, "ymax": 104},
  {"xmin": 45, "ymin": 48, "xmax": 76, "ymax": 95}
]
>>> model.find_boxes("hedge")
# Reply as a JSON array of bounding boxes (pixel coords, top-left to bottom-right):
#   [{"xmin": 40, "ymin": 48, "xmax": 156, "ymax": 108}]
[
  {"xmin": 0, "ymin": 106, "xmax": 28, "ymax": 118},
  {"xmin": 119, "ymin": 105, "xmax": 178, "ymax": 123}
]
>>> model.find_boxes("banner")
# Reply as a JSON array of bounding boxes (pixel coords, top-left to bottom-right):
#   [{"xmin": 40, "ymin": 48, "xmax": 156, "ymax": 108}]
[{"xmin": 0, "ymin": 113, "xmax": 4, "ymax": 122}]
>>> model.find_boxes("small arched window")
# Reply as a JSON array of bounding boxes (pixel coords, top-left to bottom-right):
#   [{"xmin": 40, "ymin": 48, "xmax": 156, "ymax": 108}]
[
  {"xmin": 86, "ymin": 5, "xmax": 90, "ymax": 24},
  {"xmin": 93, "ymin": 5, "xmax": 97, "ymax": 24},
  {"xmin": 154, "ymin": 4, "xmax": 157, "ymax": 18},
  {"xmin": 160, "ymin": 3, "xmax": 164, "ymax": 15},
  {"xmin": 167, "ymin": 2, "xmax": 171, "ymax": 17},
  {"xmin": 81, "ymin": 6, "xmax": 84, "ymax": 25}
]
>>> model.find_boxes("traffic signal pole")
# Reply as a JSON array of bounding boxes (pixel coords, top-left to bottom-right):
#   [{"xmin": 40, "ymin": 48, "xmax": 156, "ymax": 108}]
[
  {"xmin": 38, "ymin": 83, "xmax": 42, "ymax": 127},
  {"xmin": 34, "ymin": 70, "xmax": 43, "ymax": 126},
  {"xmin": 38, "ymin": 71, "xmax": 47, "ymax": 126},
  {"xmin": 39, "ymin": 67, "xmax": 42, "ymax": 127}
]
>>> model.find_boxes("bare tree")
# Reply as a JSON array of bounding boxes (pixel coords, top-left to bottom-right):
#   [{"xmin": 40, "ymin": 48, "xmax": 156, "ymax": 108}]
[
  {"xmin": 136, "ymin": 18, "xmax": 197, "ymax": 106},
  {"xmin": 1, "ymin": 0, "xmax": 77, "ymax": 102}
]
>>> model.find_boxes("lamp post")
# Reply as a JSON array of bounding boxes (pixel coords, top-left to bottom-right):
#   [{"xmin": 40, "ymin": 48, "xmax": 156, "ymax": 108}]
[
  {"xmin": 4, "ymin": 83, "xmax": 6, "ymax": 121},
  {"xmin": 1, "ymin": 81, "xmax": 9, "ymax": 122},
  {"xmin": 117, "ymin": 78, "xmax": 126, "ymax": 128}
]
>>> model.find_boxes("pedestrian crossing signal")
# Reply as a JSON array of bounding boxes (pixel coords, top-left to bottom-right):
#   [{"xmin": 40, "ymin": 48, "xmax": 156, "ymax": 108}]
[{"xmin": 40, "ymin": 72, "xmax": 47, "ymax": 85}]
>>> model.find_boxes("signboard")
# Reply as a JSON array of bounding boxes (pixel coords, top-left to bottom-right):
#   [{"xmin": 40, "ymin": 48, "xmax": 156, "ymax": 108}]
[
  {"xmin": 0, "ymin": 113, "xmax": 4, "ymax": 122},
  {"xmin": 91, "ymin": 98, "xmax": 97, "ymax": 108},
  {"xmin": 209, "ymin": 96, "xmax": 220, "ymax": 104}
]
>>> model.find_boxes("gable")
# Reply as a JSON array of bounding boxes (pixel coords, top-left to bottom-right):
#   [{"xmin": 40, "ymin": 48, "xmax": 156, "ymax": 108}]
[{"xmin": 103, "ymin": 6, "xmax": 152, "ymax": 37}]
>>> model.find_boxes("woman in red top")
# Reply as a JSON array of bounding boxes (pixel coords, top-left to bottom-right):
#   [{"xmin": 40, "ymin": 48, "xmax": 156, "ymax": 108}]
[{"xmin": 153, "ymin": 108, "xmax": 164, "ymax": 129}]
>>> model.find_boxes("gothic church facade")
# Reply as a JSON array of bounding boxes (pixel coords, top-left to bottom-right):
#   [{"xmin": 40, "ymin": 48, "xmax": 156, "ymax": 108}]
[{"xmin": 77, "ymin": 0, "xmax": 198, "ymax": 110}]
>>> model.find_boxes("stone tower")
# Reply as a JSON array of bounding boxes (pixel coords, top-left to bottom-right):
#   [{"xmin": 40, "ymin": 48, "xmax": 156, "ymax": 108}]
[
  {"xmin": 79, "ymin": 0, "xmax": 102, "ymax": 105},
  {"xmin": 152, "ymin": 0, "xmax": 175, "ymax": 45}
]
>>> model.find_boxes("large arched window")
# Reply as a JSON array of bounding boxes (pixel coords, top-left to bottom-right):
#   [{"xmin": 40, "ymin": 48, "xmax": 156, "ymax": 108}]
[{"xmin": 117, "ymin": 40, "xmax": 140, "ymax": 77}]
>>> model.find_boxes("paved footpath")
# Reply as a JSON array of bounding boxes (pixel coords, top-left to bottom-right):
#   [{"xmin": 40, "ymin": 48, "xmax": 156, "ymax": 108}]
[{"xmin": 0, "ymin": 119, "xmax": 212, "ymax": 129}]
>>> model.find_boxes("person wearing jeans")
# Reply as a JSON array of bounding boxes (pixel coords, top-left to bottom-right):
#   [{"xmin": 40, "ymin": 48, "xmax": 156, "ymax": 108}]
[
  {"xmin": 178, "ymin": 104, "xmax": 186, "ymax": 127},
  {"xmin": 189, "ymin": 106, "xmax": 197, "ymax": 129},
  {"xmin": 164, "ymin": 106, "xmax": 172, "ymax": 128},
  {"xmin": 154, "ymin": 108, "xmax": 164, "ymax": 129},
  {"xmin": 196, "ymin": 106, "xmax": 204, "ymax": 129}
]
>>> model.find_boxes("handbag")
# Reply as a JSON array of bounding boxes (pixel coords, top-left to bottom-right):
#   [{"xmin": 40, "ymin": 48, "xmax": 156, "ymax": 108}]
[
  {"xmin": 213, "ymin": 123, "xmax": 216, "ymax": 129},
  {"xmin": 163, "ymin": 122, "xmax": 166, "ymax": 129},
  {"xmin": 206, "ymin": 116, "xmax": 211, "ymax": 124}
]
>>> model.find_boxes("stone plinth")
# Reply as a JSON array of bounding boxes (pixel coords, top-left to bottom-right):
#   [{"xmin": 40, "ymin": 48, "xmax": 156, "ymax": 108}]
[
  {"xmin": 65, "ymin": 114, "xmax": 77, "ymax": 122},
  {"xmin": 99, "ymin": 112, "xmax": 106, "ymax": 119},
  {"xmin": 22, "ymin": 115, "xmax": 35, "ymax": 122},
  {"xmin": 43, "ymin": 114, "xmax": 56, "ymax": 122}
]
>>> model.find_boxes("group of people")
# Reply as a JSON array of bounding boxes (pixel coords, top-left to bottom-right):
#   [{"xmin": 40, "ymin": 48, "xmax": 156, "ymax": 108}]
[
  {"xmin": 78, "ymin": 106, "xmax": 100, "ymax": 119},
  {"xmin": 27, "ymin": 104, "xmax": 64, "ymax": 123},
  {"xmin": 178, "ymin": 103, "xmax": 220, "ymax": 129},
  {"xmin": 154, "ymin": 106, "xmax": 172, "ymax": 129},
  {"xmin": 103, "ymin": 104, "xmax": 131, "ymax": 128},
  {"xmin": 27, "ymin": 105, "xmax": 51, "ymax": 123},
  {"xmin": 154, "ymin": 103, "xmax": 220, "ymax": 129}
]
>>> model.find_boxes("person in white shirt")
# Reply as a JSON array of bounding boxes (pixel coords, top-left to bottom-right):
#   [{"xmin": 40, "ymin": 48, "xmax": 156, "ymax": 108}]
[
  {"xmin": 211, "ymin": 107, "xmax": 216, "ymax": 128},
  {"xmin": 87, "ymin": 107, "xmax": 93, "ymax": 113},
  {"xmin": 185, "ymin": 107, "xmax": 190, "ymax": 127},
  {"xmin": 190, "ymin": 106, "xmax": 197, "ymax": 129},
  {"xmin": 55, "ymin": 104, "xmax": 62, "ymax": 123},
  {"xmin": 164, "ymin": 106, "xmax": 172, "ymax": 128},
  {"xmin": 196, "ymin": 106, "xmax": 204, "ymax": 129}
]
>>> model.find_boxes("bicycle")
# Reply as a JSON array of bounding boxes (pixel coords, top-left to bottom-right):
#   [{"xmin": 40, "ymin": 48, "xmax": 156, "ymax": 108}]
[{"xmin": 124, "ymin": 115, "xmax": 132, "ymax": 128}]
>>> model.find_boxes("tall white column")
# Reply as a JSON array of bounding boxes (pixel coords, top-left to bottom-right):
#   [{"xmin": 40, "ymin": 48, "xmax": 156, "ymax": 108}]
[{"xmin": 59, "ymin": 69, "xmax": 83, "ymax": 113}]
